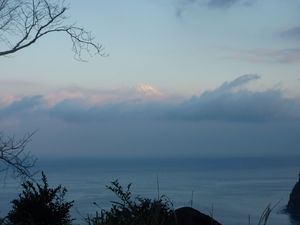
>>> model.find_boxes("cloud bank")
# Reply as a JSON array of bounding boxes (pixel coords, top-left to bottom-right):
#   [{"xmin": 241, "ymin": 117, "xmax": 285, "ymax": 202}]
[
  {"xmin": 1, "ymin": 75, "xmax": 300, "ymax": 157},
  {"xmin": 1, "ymin": 75, "xmax": 299, "ymax": 123},
  {"xmin": 170, "ymin": 75, "xmax": 300, "ymax": 122}
]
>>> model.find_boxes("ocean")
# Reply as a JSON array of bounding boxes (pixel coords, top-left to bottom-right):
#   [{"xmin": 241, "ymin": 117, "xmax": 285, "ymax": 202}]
[{"xmin": 0, "ymin": 156, "xmax": 300, "ymax": 225}]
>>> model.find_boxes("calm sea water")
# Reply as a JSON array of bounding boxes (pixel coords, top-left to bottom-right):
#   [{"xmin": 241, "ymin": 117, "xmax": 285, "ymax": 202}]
[{"xmin": 1, "ymin": 156, "xmax": 300, "ymax": 225}]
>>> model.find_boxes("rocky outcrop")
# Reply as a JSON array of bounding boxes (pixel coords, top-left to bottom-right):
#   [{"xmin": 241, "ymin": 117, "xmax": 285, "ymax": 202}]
[
  {"xmin": 287, "ymin": 173, "xmax": 300, "ymax": 215},
  {"xmin": 175, "ymin": 207, "xmax": 222, "ymax": 225}
]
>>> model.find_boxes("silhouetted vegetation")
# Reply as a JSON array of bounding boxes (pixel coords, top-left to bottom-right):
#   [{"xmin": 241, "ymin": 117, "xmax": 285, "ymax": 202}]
[
  {"xmin": 0, "ymin": 174, "xmax": 283, "ymax": 225},
  {"xmin": 3, "ymin": 172, "xmax": 73, "ymax": 225},
  {"xmin": 85, "ymin": 180, "xmax": 176, "ymax": 225}
]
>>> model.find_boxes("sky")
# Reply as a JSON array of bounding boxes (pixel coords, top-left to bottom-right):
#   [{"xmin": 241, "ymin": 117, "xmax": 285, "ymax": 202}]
[{"xmin": 0, "ymin": 0, "xmax": 300, "ymax": 158}]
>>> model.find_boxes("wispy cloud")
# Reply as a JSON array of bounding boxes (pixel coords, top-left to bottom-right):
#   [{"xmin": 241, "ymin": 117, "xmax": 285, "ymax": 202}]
[
  {"xmin": 207, "ymin": 0, "xmax": 240, "ymax": 8},
  {"xmin": 215, "ymin": 74, "xmax": 260, "ymax": 91},
  {"xmin": 174, "ymin": 0, "xmax": 252, "ymax": 17},
  {"xmin": 281, "ymin": 26, "xmax": 300, "ymax": 41},
  {"xmin": 175, "ymin": 0, "xmax": 196, "ymax": 18},
  {"xmin": 228, "ymin": 48, "xmax": 300, "ymax": 64}
]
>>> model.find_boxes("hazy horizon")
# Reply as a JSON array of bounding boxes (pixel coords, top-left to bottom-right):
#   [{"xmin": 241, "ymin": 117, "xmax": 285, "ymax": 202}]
[{"xmin": 1, "ymin": 0, "xmax": 300, "ymax": 158}]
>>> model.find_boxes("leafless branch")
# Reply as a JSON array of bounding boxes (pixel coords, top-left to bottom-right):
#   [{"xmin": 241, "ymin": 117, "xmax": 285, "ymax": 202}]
[
  {"xmin": 0, "ymin": 0, "xmax": 105, "ymax": 60},
  {"xmin": 0, "ymin": 132, "xmax": 37, "ymax": 180}
]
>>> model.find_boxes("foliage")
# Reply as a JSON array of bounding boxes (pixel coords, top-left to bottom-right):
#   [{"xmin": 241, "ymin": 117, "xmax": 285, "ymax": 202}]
[
  {"xmin": 4, "ymin": 172, "xmax": 74, "ymax": 225},
  {"xmin": 85, "ymin": 180, "xmax": 176, "ymax": 225}
]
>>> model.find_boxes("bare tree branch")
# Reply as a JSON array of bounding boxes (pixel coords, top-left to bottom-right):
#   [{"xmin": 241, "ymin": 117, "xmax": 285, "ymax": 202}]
[
  {"xmin": 0, "ymin": 0, "xmax": 105, "ymax": 60},
  {"xmin": 0, "ymin": 132, "xmax": 37, "ymax": 180}
]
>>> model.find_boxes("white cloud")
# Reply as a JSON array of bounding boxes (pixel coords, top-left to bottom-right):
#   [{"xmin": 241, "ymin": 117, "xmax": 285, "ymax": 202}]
[{"xmin": 135, "ymin": 84, "xmax": 165, "ymax": 97}]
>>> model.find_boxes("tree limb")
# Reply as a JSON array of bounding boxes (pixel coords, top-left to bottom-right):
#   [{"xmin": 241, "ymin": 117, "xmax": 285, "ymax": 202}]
[
  {"xmin": 0, "ymin": 0, "xmax": 105, "ymax": 60},
  {"xmin": 0, "ymin": 132, "xmax": 37, "ymax": 179}
]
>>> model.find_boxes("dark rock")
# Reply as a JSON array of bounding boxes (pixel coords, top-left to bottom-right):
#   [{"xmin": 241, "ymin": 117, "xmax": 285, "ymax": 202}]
[
  {"xmin": 289, "ymin": 215, "xmax": 300, "ymax": 225},
  {"xmin": 287, "ymin": 173, "xmax": 300, "ymax": 215},
  {"xmin": 175, "ymin": 207, "xmax": 222, "ymax": 225}
]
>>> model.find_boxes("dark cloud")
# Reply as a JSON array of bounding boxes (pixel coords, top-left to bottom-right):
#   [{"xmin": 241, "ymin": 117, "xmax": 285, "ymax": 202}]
[
  {"xmin": 214, "ymin": 74, "xmax": 259, "ymax": 91},
  {"xmin": 174, "ymin": 89, "xmax": 292, "ymax": 122},
  {"xmin": 175, "ymin": 0, "xmax": 196, "ymax": 18},
  {"xmin": 1, "ymin": 75, "xmax": 299, "ymax": 124},
  {"xmin": 207, "ymin": 0, "xmax": 240, "ymax": 8},
  {"xmin": 168, "ymin": 74, "xmax": 300, "ymax": 122},
  {"xmin": 175, "ymin": 0, "xmax": 251, "ymax": 17},
  {"xmin": 281, "ymin": 27, "xmax": 300, "ymax": 41},
  {"xmin": 0, "ymin": 95, "xmax": 43, "ymax": 116},
  {"xmin": 1, "ymin": 76, "xmax": 300, "ymax": 157},
  {"xmin": 48, "ymin": 100, "xmax": 170, "ymax": 123}
]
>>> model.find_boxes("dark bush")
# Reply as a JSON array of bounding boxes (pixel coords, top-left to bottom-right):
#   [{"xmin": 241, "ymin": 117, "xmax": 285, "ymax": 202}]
[
  {"xmin": 5, "ymin": 172, "xmax": 74, "ymax": 225},
  {"xmin": 85, "ymin": 180, "xmax": 176, "ymax": 225}
]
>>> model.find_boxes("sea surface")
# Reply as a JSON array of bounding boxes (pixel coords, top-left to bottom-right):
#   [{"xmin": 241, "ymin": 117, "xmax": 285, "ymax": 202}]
[{"xmin": 1, "ymin": 156, "xmax": 300, "ymax": 225}]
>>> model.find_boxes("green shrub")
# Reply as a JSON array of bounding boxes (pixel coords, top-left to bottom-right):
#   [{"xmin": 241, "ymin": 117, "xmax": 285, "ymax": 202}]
[
  {"xmin": 85, "ymin": 180, "xmax": 176, "ymax": 225},
  {"xmin": 5, "ymin": 172, "xmax": 74, "ymax": 225}
]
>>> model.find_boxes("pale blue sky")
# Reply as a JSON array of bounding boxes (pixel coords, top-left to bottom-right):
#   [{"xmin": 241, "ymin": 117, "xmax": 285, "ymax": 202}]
[
  {"xmin": 1, "ymin": 0, "xmax": 300, "ymax": 95},
  {"xmin": 1, "ymin": 0, "xmax": 300, "ymax": 157}
]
